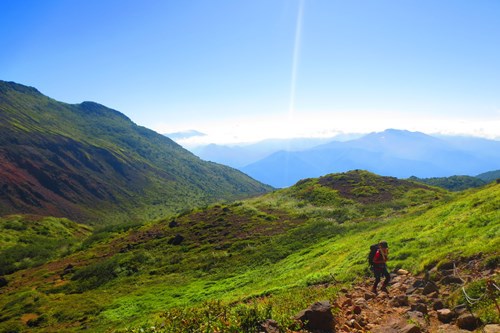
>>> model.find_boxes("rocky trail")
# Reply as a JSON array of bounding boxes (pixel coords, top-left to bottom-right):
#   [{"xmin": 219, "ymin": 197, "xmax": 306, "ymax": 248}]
[{"xmin": 289, "ymin": 258, "xmax": 499, "ymax": 333}]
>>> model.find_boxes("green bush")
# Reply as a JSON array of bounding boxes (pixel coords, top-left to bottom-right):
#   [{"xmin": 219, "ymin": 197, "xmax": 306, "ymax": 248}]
[
  {"xmin": 0, "ymin": 241, "xmax": 59, "ymax": 275},
  {"xmin": 352, "ymin": 185, "xmax": 379, "ymax": 197},
  {"xmin": 3, "ymin": 220, "xmax": 27, "ymax": 231},
  {"xmin": 133, "ymin": 301, "xmax": 274, "ymax": 333},
  {"xmin": 70, "ymin": 258, "xmax": 120, "ymax": 293}
]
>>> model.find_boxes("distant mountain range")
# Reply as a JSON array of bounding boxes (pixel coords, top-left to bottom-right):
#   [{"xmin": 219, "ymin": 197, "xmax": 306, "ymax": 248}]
[
  {"xmin": 189, "ymin": 138, "xmax": 336, "ymax": 168},
  {"xmin": 187, "ymin": 135, "xmax": 362, "ymax": 168},
  {"xmin": 0, "ymin": 81, "xmax": 271, "ymax": 223},
  {"xmin": 184, "ymin": 129, "xmax": 500, "ymax": 188}
]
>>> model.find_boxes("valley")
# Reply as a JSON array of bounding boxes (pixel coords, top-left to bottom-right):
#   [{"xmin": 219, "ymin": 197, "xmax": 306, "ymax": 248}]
[
  {"xmin": 0, "ymin": 81, "xmax": 498, "ymax": 332},
  {"xmin": 0, "ymin": 170, "xmax": 498, "ymax": 332}
]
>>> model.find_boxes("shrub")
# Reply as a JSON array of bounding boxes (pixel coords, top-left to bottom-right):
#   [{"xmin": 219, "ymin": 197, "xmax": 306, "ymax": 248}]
[
  {"xmin": 70, "ymin": 258, "xmax": 120, "ymax": 293},
  {"xmin": 3, "ymin": 220, "xmax": 27, "ymax": 231}
]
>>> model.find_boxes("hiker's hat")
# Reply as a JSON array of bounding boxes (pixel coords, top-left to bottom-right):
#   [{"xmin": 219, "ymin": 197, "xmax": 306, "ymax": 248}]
[{"xmin": 379, "ymin": 240, "xmax": 389, "ymax": 248}]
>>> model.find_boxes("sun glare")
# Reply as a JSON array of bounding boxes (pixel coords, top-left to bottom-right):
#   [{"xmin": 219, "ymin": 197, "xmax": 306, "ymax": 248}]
[{"xmin": 288, "ymin": 0, "xmax": 305, "ymax": 120}]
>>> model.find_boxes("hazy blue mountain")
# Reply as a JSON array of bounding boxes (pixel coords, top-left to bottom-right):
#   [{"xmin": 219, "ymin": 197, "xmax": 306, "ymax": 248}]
[
  {"xmin": 191, "ymin": 144, "xmax": 269, "ymax": 168},
  {"xmin": 191, "ymin": 136, "xmax": 355, "ymax": 168},
  {"xmin": 241, "ymin": 129, "xmax": 500, "ymax": 188}
]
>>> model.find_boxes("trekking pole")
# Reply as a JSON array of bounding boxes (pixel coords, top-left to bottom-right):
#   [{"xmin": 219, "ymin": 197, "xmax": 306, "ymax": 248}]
[{"xmin": 487, "ymin": 279, "xmax": 500, "ymax": 316}]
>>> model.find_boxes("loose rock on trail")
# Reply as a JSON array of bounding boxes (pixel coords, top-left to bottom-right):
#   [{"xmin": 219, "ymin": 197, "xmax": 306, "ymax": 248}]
[{"xmin": 330, "ymin": 265, "xmax": 498, "ymax": 333}]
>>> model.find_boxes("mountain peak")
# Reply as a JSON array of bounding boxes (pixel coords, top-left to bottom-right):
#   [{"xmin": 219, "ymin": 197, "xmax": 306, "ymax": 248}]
[
  {"xmin": 0, "ymin": 81, "xmax": 271, "ymax": 223},
  {"xmin": 370, "ymin": 128, "xmax": 429, "ymax": 138},
  {"xmin": 360, "ymin": 128, "xmax": 444, "ymax": 146},
  {"xmin": 0, "ymin": 80, "xmax": 42, "ymax": 96},
  {"xmin": 78, "ymin": 101, "xmax": 131, "ymax": 122}
]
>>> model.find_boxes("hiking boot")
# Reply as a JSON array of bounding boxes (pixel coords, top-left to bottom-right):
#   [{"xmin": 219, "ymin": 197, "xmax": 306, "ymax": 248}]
[
  {"xmin": 371, "ymin": 286, "xmax": 378, "ymax": 294},
  {"xmin": 381, "ymin": 285, "xmax": 388, "ymax": 293}
]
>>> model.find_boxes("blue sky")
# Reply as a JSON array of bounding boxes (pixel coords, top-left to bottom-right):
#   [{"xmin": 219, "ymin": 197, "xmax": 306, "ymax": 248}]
[{"xmin": 2, "ymin": 0, "xmax": 499, "ymax": 144}]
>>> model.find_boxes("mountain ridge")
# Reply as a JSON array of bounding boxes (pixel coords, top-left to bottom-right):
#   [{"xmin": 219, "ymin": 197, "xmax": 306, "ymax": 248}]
[
  {"xmin": 240, "ymin": 129, "xmax": 500, "ymax": 187},
  {"xmin": 0, "ymin": 80, "xmax": 272, "ymax": 223}
]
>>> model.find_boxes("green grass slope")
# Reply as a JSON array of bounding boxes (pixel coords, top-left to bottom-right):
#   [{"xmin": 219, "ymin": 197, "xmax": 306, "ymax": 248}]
[
  {"xmin": 0, "ymin": 214, "xmax": 92, "ymax": 275},
  {"xmin": 0, "ymin": 171, "xmax": 498, "ymax": 332},
  {"xmin": 0, "ymin": 81, "xmax": 272, "ymax": 224},
  {"xmin": 408, "ymin": 175, "xmax": 487, "ymax": 191},
  {"xmin": 477, "ymin": 170, "xmax": 500, "ymax": 183}
]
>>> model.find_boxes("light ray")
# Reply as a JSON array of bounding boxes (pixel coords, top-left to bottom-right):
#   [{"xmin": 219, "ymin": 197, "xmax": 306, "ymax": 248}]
[{"xmin": 288, "ymin": 0, "xmax": 305, "ymax": 120}]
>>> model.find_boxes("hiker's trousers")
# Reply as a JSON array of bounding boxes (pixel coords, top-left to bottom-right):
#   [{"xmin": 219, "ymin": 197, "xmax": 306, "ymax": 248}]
[{"xmin": 373, "ymin": 265, "xmax": 390, "ymax": 288}]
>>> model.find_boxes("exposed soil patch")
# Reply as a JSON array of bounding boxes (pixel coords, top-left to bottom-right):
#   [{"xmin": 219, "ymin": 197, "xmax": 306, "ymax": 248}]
[{"xmin": 20, "ymin": 313, "xmax": 39, "ymax": 325}]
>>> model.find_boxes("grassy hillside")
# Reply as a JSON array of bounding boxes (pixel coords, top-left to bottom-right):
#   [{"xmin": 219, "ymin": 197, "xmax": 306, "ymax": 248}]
[
  {"xmin": 0, "ymin": 215, "xmax": 92, "ymax": 275},
  {"xmin": 0, "ymin": 171, "xmax": 498, "ymax": 332},
  {"xmin": 477, "ymin": 170, "xmax": 500, "ymax": 183},
  {"xmin": 0, "ymin": 80, "xmax": 271, "ymax": 224},
  {"xmin": 408, "ymin": 175, "xmax": 487, "ymax": 191}
]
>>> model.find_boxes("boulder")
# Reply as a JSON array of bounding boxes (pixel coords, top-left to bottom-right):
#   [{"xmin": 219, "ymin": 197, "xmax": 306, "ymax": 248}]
[
  {"xmin": 437, "ymin": 308, "xmax": 455, "ymax": 323},
  {"xmin": 456, "ymin": 313, "xmax": 481, "ymax": 331},
  {"xmin": 438, "ymin": 261, "xmax": 455, "ymax": 270},
  {"xmin": 63, "ymin": 264, "xmax": 74, "ymax": 274},
  {"xmin": 347, "ymin": 318, "xmax": 363, "ymax": 330},
  {"xmin": 397, "ymin": 269, "xmax": 410, "ymax": 275},
  {"xmin": 437, "ymin": 324, "xmax": 470, "ymax": 332},
  {"xmin": 410, "ymin": 303, "xmax": 428, "ymax": 315},
  {"xmin": 407, "ymin": 311, "xmax": 427, "ymax": 328},
  {"xmin": 364, "ymin": 292, "xmax": 375, "ymax": 300},
  {"xmin": 260, "ymin": 319, "xmax": 279, "ymax": 333},
  {"xmin": 60, "ymin": 264, "xmax": 76, "ymax": 278},
  {"xmin": 433, "ymin": 300, "xmax": 444, "ymax": 311},
  {"xmin": 341, "ymin": 298, "xmax": 352, "ymax": 307},
  {"xmin": 422, "ymin": 282, "xmax": 439, "ymax": 295},
  {"xmin": 389, "ymin": 295, "xmax": 409, "ymax": 307},
  {"xmin": 399, "ymin": 323, "xmax": 421, "ymax": 333},
  {"xmin": 406, "ymin": 286, "xmax": 419, "ymax": 295},
  {"xmin": 354, "ymin": 297, "xmax": 368, "ymax": 307},
  {"xmin": 354, "ymin": 314, "xmax": 367, "ymax": 327},
  {"xmin": 168, "ymin": 234, "xmax": 184, "ymax": 245},
  {"xmin": 441, "ymin": 275, "xmax": 464, "ymax": 285},
  {"xmin": 392, "ymin": 275, "xmax": 403, "ymax": 283},
  {"xmin": 294, "ymin": 301, "xmax": 335, "ymax": 333},
  {"xmin": 440, "ymin": 269, "xmax": 454, "ymax": 276},
  {"xmin": 484, "ymin": 324, "xmax": 500, "ymax": 333},
  {"xmin": 412, "ymin": 279, "xmax": 426, "ymax": 288},
  {"xmin": 391, "ymin": 281, "xmax": 408, "ymax": 293},
  {"xmin": 453, "ymin": 304, "xmax": 468, "ymax": 316},
  {"xmin": 427, "ymin": 291, "xmax": 439, "ymax": 299},
  {"xmin": 119, "ymin": 244, "xmax": 134, "ymax": 253}
]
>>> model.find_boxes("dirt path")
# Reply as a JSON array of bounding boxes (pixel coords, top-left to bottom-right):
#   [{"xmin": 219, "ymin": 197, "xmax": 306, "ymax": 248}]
[{"xmin": 333, "ymin": 267, "xmax": 499, "ymax": 333}]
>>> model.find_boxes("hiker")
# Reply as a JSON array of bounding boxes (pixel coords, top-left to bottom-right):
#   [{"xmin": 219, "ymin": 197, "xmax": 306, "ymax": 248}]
[{"xmin": 372, "ymin": 240, "xmax": 390, "ymax": 293}]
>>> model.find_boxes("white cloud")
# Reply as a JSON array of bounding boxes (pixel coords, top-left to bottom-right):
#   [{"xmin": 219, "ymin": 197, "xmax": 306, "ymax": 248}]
[{"xmin": 153, "ymin": 110, "xmax": 500, "ymax": 146}]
